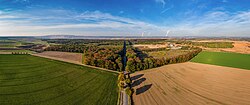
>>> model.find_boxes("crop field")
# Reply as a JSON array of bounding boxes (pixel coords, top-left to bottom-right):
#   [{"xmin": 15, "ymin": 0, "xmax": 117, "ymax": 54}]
[
  {"xmin": 0, "ymin": 40, "xmax": 21, "ymax": 48},
  {"xmin": 146, "ymin": 50, "xmax": 192, "ymax": 59},
  {"xmin": 0, "ymin": 55, "xmax": 118, "ymax": 105},
  {"xmin": 0, "ymin": 50, "xmax": 34, "ymax": 53},
  {"xmin": 132, "ymin": 62, "xmax": 250, "ymax": 105},
  {"xmin": 191, "ymin": 51, "xmax": 250, "ymax": 70},
  {"xmin": 35, "ymin": 51, "xmax": 83, "ymax": 64}
]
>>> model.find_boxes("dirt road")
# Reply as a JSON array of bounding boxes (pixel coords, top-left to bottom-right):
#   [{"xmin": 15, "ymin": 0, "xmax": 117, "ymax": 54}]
[{"xmin": 132, "ymin": 62, "xmax": 250, "ymax": 105}]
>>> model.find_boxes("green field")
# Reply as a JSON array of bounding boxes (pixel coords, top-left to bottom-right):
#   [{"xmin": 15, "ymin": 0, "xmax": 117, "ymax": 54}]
[
  {"xmin": 191, "ymin": 51, "xmax": 250, "ymax": 70},
  {"xmin": 0, "ymin": 50, "xmax": 34, "ymax": 53},
  {"xmin": 0, "ymin": 55, "xmax": 118, "ymax": 105}
]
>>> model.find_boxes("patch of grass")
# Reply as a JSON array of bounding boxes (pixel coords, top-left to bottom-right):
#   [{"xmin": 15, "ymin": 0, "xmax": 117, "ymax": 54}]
[
  {"xmin": 0, "ymin": 55, "xmax": 118, "ymax": 105},
  {"xmin": 0, "ymin": 50, "xmax": 34, "ymax": 53},
  {"xmin": 147, "ymin": 50, "xmax": 192, "ymax": 59},
  {"xmin": 191, "ymin": 51, "xmax": 250, "ymax": 70},
  {"xmin": 192, "ymin": 42, "xmax": 234, "ymax": 48}
]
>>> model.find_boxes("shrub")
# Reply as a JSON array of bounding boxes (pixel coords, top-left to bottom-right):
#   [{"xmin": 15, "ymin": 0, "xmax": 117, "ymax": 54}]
[
  {"xmin": 125, "ymin": 78, "xmax": 132, "ymax": 84},
  {"xmin": 118, "ymin": 81, "xmax": 125, "ymax": 90},
  {"xmin": 125, "ymin": 87, "xmax": 134, "ymax": 96},
  {"xmin": 118, "ymin": 73, "xmax": 125, "ymax": 82}
]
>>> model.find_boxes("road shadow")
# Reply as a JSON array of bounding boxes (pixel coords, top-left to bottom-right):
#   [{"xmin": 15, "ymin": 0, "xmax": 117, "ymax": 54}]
[
  {"xmin": 136, "ymin": 84, "xmax": 152, "ymax": 95},
  {"xmin": 131, "ymin": 74, "xmax": 144, "ymax": 81},
  {"xmin": 132, "ymin": 77, "xmax": 146, "ymax": 87}
]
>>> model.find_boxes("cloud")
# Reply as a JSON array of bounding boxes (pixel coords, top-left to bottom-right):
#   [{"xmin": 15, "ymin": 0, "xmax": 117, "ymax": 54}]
[
  {"xmin": 15, "ymin": 0, "xmax": 29, "ymax": 3},
  {"xmin": 0, "ymin": 9, "xmax": 164, "ymax": 36},
  {"xmin": 119, "ymin": 11, "xmax": 124, "ymax": 14},
  {"xmin": 161, "ymin": 5, "xmax": 174, "ymax": 14},
  {"xmin": 0, "ymin": 9, "xmax": 250, "ymax": 37},
  {"xmin": 169, "ymin": 10, "xmax": 250, "ymax": 36},
  {"xmin": 222, "ymin": 0, "xmax": 228, "ymax": 3},
  {"xmin": 155, "ymin": 0, "xmax": 166, "ymax": 8}
]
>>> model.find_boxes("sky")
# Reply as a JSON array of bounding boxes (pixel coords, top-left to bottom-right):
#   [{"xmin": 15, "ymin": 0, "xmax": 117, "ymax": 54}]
[{"xmin": 0, "ymin": 0, "xmax": 250, "ymax": 37}]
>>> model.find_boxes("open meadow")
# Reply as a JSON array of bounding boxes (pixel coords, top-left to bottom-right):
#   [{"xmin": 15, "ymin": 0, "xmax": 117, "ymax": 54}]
[
  {"xmin": 191, "ymin": 51, "xmax": 250, "ymax": 70},
  {"xmin": 0, "ymin": 55, "xmax": 118, "ymax": 105}
]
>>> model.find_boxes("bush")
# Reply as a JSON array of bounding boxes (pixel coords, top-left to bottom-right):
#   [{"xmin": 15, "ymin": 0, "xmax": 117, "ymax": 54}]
[
  {"xmin": 118, "ymin": 73, "xmax": 125, "ymax": 82},
  {"xmin": 118, "ymin": 81, "xmax": 125, "ymax": 89},
  {"xmin": 125, "ymin": 87, "xmax": 134, "ymax": 96},
  {"xmin": 125, "ymin": 78, "xmax": 132, "ymax": 84}
]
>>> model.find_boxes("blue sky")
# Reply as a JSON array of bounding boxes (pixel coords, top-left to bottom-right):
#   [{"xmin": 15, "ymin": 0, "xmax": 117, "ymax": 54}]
[{"xmin": 0, "ymin": 0, "xmax": 250, "ymax": 36}]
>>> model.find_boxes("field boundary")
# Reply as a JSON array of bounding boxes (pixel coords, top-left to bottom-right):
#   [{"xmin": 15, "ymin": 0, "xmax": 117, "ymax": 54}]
[
  {"xmin": 31, "ymin": 54, "xmax": 120, "ymax": 74},
  {"xmin": 191, "ymin": 62, "xmax": 250, "ymax": 70}
]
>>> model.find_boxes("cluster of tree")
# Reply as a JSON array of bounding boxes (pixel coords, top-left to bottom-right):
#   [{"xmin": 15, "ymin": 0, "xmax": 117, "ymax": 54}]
[
  {"xmin": 118, "ymin": 72, "xmax": 134, "ymax": 101},
  {"xmin": 83, "ymin": 47, "xmax": 124, "ymax": 71},
  {"xmin": 125, "ymin": 45, "xmax": 202, "ymax": 73}
]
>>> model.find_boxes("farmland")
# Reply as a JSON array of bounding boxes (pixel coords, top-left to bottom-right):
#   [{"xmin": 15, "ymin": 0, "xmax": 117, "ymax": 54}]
[
  {"xmin": 0, "ymin": 55, "xmax": 118, "ymax": 105},
  {"xmin": 132, "ymin": 62, "xmax": 250, "ymax": 105},
  {"xmin": 0, "ymin": 38, "xmax": 48, "ymax": 54},
  {"xmin": 146, "ymin": 49, "xmax": 194, "ymax": 59},
  {"xmin": 191, "ymin": 51, "xmax": 250, "ymax": 70},
  {"xmin": 35, "ymin": 51, "xmax": 83, "ymax": 64}
]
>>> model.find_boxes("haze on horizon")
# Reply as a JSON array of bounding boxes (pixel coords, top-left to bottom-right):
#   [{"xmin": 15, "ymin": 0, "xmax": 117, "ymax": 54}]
[{"xmin": 0, "ymin": 0, "xmax": 250, "ymax": 37}]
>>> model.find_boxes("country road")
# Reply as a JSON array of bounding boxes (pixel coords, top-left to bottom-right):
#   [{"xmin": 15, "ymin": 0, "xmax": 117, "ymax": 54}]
[
  {"xmin": 122, "ymin": 41, "xmax": 127, "ymax": 71},
  {"xmin": 121, "ymin": 41, "xmax": 129, "ymax": 105}
]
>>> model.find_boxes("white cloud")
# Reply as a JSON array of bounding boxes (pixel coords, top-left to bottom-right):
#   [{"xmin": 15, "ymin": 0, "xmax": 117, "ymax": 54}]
[
  {"xmin": 15, "ymin": 0, "xmax": 29, "ymax": 3},
  {"xmin": 119, "ymin": 11, "xmax": 124, "ymax": 14},
  {"xmin": 222, "ymin": 0, "xmax": 228, "ymax": 3},
  {"xmin": 169, "ymin": 10, "xmax": 250, "ymax": 36},
  {"xmin": 161, "ymin": 5, "xmax": 174, "ymax": 14},
  {"xmin": 0, "ymin": 10, "xmax": 165, "ymax": 36},
  {"xmin": 155, "ymin": 0, "xmax": 166, "ymax": 8},
  {"xmin": 0, "ymin": 9, "xmax": 250, "ymax": 37}
]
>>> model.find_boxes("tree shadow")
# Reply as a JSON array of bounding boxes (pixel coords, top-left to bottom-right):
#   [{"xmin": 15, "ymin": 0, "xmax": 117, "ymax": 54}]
[
  {"xmin": 136, "ymin": 84, "xmax": 152, "ymax": 95},
  {"xmin": 131, "ymin": 74, "xmax": 144, "ymax": 81},
  {"xmin": 132, "ymin": 77, "xmax": 146, "ymax": 87}
]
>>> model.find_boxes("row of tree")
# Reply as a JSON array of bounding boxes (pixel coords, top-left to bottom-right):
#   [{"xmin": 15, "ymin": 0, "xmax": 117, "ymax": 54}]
[{"xmin": 12, "ymin": 52, "xmax": 29, "ymax": 55}]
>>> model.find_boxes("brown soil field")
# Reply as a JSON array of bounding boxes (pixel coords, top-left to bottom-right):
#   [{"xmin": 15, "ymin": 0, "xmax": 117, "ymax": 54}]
[
  {"xmin": 192, "ymin": 40, "xmax": 250, "ymax": 54},
  {"xmin": 35, "ymin": 51, "xmax": 83, "ymax": 64},
  {"xmin": 221, "ymin": 41, "xmax": 250, "ymax": 54},
  {"xmin": 133, "ymin": 44, "xmax": 168, "ymax": 49},
  {"xmin": 132, "ymin": 62, "xmax": 250, "ymax": 105}
]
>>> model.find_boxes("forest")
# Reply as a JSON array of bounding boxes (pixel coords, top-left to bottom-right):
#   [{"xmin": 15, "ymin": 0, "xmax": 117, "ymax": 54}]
[{"xmin": 44, "ymin": 39, "xmax": 202, "ymax": 72}]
